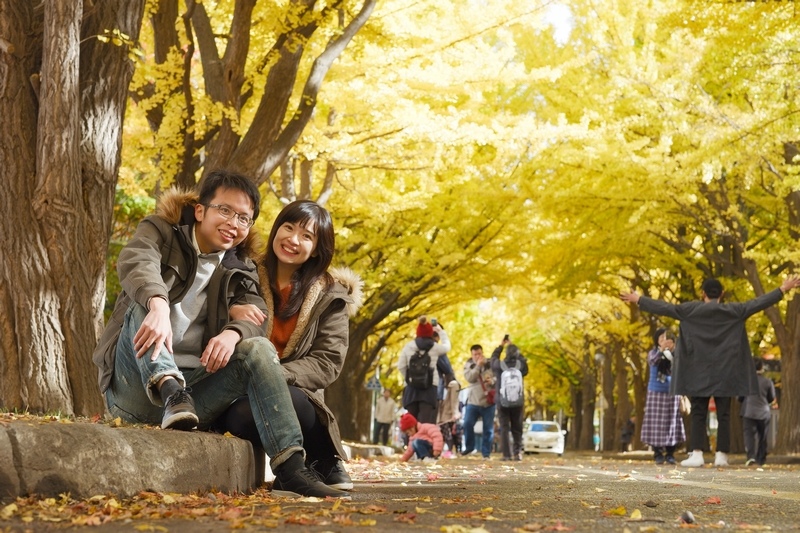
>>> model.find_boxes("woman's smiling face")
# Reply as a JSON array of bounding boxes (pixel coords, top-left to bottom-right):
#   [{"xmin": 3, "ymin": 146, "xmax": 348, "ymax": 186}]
[{"xmin": 273, "ymin": 219, "xmax": 318, "ymax": 270}]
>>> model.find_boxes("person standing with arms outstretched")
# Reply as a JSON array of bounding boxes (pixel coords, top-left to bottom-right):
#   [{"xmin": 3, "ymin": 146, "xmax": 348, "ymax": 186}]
[{"xmin": 621, "ymin": 276, "xmax": 800, "ymax": 467}]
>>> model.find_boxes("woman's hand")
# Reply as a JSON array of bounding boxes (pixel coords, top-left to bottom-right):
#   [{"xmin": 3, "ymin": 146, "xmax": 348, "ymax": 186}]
[{"xmin": 230, "ymin": 304, "xmax": 267, "ymax": 325}]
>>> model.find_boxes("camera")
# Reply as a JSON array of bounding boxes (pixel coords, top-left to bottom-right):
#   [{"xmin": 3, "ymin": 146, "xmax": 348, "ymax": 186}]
[
  {"xmin": 503, "ymin": 334, "xmax": 510, "ymax": 342},
  {"xmin": 431, "ymin": 318, "xmax": 438, "ymax": 327}
]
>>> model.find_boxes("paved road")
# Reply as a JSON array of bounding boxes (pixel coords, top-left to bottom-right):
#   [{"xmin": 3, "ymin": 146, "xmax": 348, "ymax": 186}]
[{"xmin": 3, "ymin": 452, "xmax": 800, "ymax": 531}]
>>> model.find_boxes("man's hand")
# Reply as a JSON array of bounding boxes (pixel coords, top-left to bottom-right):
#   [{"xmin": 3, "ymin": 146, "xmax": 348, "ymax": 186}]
[
  {"xmin": 620, "ymin": 291, "xmax": 640, "ymax": 304},
  {"xmin": 134, "ymin": 297, "xmax": 173, "ymax": 360},
  {"xmin": 201, "ymin": 329, "xmax": 241, "ymax": 373},
  {"xmin": 230, "ymin": 303, "xmax": 267, "ymax": 326},
  {"xmin": 780, "ymin": 276, "xmax": 800, "ymax": 294}
]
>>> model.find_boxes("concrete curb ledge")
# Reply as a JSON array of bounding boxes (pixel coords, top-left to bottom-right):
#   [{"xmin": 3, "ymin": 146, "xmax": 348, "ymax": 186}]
[
  {"xmin": 0, "ymin": 420, "xmax": 255, "ymax": 502},
  {"xmin": 342, "ymin": 442, "xmax": 395, "ymax": 460}
]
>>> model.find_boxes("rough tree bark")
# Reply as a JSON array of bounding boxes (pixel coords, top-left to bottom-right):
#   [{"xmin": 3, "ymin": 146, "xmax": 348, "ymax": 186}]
[{"xmin": 0, "ymin": 0, "xmax": 145, "ymax": 416}]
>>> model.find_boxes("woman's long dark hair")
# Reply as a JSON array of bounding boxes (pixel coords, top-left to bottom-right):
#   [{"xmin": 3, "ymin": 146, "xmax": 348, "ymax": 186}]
[{"xmin": 263, "ymin": 200, "xmax": 335, "ymax": 319}]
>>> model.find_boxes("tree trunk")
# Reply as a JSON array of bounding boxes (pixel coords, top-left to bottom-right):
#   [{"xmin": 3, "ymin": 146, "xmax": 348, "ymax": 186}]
[
  {"xmin": 326, "ymin": 368, "xmax": 374, "ymax": 444},
  {"xmin": 630, "ymin": 346, "xmax": 647, "ymax": 451},
  {"xmin": 614, "ymin": 348, "xmax": 631, "ymax": 451},
  {"xmin": 600, "ymin": 352, "xmax": 612, "ymax": 452},
  {"xmin": 568, "ymin": 385, "xmax": 582, "ymax": 451},
  {"xmin": 776, "ymin": 310, "xmax": 800, "ymax": 453},
  {"xmin": 581, "ymin": 369, "xmax": 596, "ymax": 451},
  {"xmin": 0, "ymin": 0, "xmax": 144, "ymax": 416}
]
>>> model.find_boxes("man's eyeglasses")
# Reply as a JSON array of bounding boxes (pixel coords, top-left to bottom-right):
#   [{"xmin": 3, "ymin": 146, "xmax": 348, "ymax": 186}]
[{"xmin": 205, "ymin": 204, "xmax": 255, "ymax": 229}]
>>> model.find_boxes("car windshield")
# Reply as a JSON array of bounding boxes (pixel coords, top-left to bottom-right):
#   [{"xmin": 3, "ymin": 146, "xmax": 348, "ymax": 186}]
[{"xmin": 529, "ymin": 423, "xmax": 559, "ymax": 432}]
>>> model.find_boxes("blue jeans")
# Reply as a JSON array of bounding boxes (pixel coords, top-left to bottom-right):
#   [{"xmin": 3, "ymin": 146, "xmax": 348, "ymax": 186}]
[
  {"xmin": 462, "ymin": 403, "xmax": 496, "ymax": 457},
  {"xmin": 411, "ymin": 438, "xmax": 434, "ymax": 459},
  {"xmin": 105, "ymin": 303, "xmax": 304, "ymax": 469}
]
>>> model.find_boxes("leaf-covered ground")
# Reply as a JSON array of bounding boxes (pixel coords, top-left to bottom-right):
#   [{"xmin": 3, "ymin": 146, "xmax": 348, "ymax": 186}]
[{"xmin": 3, "ymin": 411, "xmax": 800, "ymax": 532}]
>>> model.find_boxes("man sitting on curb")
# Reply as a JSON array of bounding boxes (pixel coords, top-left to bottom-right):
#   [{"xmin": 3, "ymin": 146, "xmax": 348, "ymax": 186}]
[{"xmin": 92, "ymin": 170, "xmax": 346, "ymax": 498}]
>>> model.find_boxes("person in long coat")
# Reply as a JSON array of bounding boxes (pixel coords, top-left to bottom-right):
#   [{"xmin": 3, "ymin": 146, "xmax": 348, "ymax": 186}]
[
  {"xmin": 621, "ymin": 276, "xmax": 800, "ymax": 467},
  {"xmin": 397, "ymin": 317, "xmax": 452, "ymax": 424}
]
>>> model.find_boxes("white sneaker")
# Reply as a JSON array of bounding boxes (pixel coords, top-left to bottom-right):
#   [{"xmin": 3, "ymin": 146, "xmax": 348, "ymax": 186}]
[
  {"xmin": 681, "ymin": 451, "xmax": 704, "ymax": 467},
  {"xmin": 714, "ymin": 452, "xmax": 729, "ymax": 467},
  {"xmin": 422, "ymin": 456, "xmax": 438, "ymax": 463}
]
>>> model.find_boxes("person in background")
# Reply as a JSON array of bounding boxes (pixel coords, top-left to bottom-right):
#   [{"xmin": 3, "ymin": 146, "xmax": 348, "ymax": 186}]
[
  {"xmin": 398, "ymin": 413, "xmax": 444, "ymax": 462},
  {"xmin": 640, "ymin": 328, "xmax": 685, "ymax": 464},
  {"xmin": 432, "ymin": 322, "xmax": 456, "ymax": 402},
  {"xmin": 374, "ymin": 389, "xmax": 398, "ymax": 446},
  {"xmin": 461, "ymin": 344, "xmax": 496, "ymax": 458},
  {"xmin": 431, "ymin": 322, "xmax": 461, "ymax": 454},
  {"xmin": 222, "ymin": 200, "xmax": 363, "ymax": 492},
  {"xmin": 621, "ymin": 276, "xmax": 800, "ymax": 467},
  {"xmin": 436, "ymin": 372, "xmax": 461, "ymax": 455},
  {"xmin": 740, "ymin": 358, "xmax": 776, "ymax": 466},
  {"xmin": 398, "ymin": 316, "xmax": 451, "ymax": 424},
  {"xmin": 620, "ymin": 416, "xmax": 636, "ymax": 453},
  {"xmin": 490, "ymin": 337, "xmax": 529, "ymax": 461},
  {"xmin": 93, "ymin": 171, "xmax": 345, "ymax": 498}
]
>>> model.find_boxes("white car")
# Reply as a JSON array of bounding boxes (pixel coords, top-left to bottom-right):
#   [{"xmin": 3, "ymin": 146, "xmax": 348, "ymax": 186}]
[{"xmin": 523, "ymin": 421, "xmax": 566, "ymax": 456}]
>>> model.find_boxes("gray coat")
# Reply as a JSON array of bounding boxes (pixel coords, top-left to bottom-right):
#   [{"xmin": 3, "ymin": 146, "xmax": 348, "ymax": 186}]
[
  {"xmin": 638, "ymin": 288, "xmax": 784, "ymax": 397},
  {"xmin": 740, "ymin": 374, "xmax": 776, "ymax": 421}
]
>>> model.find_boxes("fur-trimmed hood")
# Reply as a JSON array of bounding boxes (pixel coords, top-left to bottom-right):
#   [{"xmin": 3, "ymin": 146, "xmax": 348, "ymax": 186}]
[
  {"xmin": 154, "ymin": 187, "xmax": 262, "ymax": 260},
  {"xmin": 258, "ymin": 264, "xmax": 363, "ymax": 358},
  {"xmin": 329, "ymin": 266, "xmax": 364, "ymax": 317}
]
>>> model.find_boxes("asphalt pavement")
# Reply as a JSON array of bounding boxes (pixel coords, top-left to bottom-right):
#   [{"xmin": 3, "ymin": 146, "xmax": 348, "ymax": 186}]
[{"xmin": 4, "ymin": 450, "xmax": 800, "ymax": 532}]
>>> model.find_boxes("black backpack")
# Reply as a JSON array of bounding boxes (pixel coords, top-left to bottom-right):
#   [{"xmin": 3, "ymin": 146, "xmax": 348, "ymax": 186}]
[{"xmin": 406, "ymin": 348, "xmax": 433, "ymax": 390}]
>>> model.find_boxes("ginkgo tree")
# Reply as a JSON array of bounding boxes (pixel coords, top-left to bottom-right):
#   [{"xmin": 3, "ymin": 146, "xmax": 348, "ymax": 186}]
[
  {"xmin": 5, "ymin": 0, "xmax": 800, "ymax": 458},
  {"xmin": 0, "ymin": 0, "xmax": 146, "ymax": 416},
  {"xmin": 509, "ymin": 0, "xmax": 800, "ymax": 452}
]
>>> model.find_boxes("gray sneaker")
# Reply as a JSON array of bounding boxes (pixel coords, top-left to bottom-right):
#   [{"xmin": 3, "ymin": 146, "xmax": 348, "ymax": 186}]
[{"xmin": 161, "ymin": 389, "xmax": 198, "ymax": 430}]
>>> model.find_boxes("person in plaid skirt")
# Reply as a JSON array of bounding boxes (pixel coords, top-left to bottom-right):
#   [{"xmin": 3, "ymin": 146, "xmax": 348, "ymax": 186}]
[{"xmin": 640, "ymin": 328, "xmax": 686, "ymax": 464}]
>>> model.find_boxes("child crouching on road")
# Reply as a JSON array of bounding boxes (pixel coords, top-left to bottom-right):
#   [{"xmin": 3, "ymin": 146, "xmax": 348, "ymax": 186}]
[{"xmin": 399, "ymin": 413, "xmax": 444, "ymax": 462}]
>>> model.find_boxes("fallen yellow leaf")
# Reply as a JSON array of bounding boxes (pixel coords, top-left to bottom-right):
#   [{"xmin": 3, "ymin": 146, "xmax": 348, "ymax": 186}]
[{"xmin": 1, "ymin": 503, "xmax": 18, "ymax": 519}]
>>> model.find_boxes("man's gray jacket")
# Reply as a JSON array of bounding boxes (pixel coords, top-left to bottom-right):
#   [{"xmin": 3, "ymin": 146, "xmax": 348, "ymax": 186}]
[{"xmin": 638, "ymin": 288, "xmax": 784, "ymax": 397}]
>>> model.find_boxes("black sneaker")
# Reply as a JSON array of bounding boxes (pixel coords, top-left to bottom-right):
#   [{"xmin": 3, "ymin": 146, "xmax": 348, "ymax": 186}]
[
  {"xmin": 272, "ymin": 463, "xmax": 349, "ymax": 498},
  {"xmin": 311, "ymin": 459, "xmax": 354, "ymax": 490},
  {"xmin": 161, "ymin": 389, "xmax": 199, "ymax": 430}
]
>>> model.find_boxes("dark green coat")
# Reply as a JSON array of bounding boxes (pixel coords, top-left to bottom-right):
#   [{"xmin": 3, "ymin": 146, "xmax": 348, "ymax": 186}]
[{"xmin": 638, "ymin": 288, "xmax": 784, "ymax": 397}]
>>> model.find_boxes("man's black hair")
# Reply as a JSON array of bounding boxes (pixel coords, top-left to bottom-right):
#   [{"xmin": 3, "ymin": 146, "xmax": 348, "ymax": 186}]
[
  {"xmin": 470, "ymin": 344, "xmax": 483, "ymax": 352},
  {"xmin": 702, "ymin": 279, "xmax": 723, "ymax": 299},
  {"xmin": 198, "ymin": 169, "xmax": 261, "ymax": 220}
]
